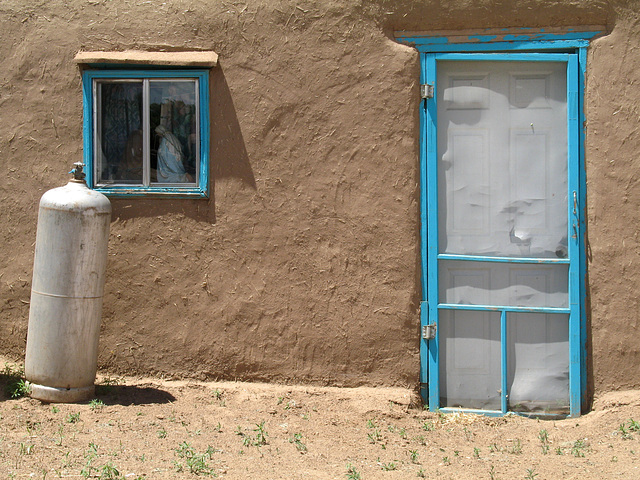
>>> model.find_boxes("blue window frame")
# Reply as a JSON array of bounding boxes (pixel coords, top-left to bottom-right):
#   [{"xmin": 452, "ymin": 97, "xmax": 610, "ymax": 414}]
[
  {"xmin": 82, "ymin": 69, "xmax": 210, "ymax": 198},
  {"xmin": 396, "ymin": 28, "xmax": 603, "ymax": 417}
]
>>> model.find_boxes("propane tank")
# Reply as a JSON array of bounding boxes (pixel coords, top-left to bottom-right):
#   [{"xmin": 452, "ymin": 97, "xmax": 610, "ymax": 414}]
[{"xmin": 25, "ymin": 162, "xmax": 111, "ymax": 402}]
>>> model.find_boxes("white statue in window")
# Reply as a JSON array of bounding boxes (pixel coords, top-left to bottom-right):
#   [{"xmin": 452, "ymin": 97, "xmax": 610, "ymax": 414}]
[{"xmin": 155, "ymin": 124, "xmax": 193, "ymax": 183}]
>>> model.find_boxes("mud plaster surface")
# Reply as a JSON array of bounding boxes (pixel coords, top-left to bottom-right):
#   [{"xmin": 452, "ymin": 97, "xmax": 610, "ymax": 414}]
[{"xmin": 0, "ymin": 0, "xmax": 639, "ymax": 398}]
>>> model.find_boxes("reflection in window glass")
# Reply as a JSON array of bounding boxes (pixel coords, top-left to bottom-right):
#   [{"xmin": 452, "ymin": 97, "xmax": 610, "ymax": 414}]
[
  {"xmin": 96, "ymin": 81, "xmax": 143, "ymax": 184},
  {"xmin": 94, "ymin": 78, "xmax": 199, "ymax": 187},
  {"xmin": 150, "ymin": 81, "xmax": 198, "ymax": 184}
]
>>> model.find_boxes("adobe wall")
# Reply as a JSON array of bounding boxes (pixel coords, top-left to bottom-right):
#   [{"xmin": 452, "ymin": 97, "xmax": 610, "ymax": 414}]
[{"xmin": 0, "ymin": 0, "xmax": 638, "ymax": 396}]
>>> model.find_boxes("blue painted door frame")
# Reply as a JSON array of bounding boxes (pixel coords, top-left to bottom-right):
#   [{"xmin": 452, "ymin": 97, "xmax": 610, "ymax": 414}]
[{"xmin": 402, "ymin": 31, "xmax": 598, "ymax": 417}]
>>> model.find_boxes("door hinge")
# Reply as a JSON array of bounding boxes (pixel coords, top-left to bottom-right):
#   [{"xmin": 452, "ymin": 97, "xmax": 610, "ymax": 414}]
[
  {"xmin": 422, "ymin": 323, "xmax": 437, "ymax": 340},
  {"xmin": 421, "ymin": 84, "xmax": 434, "ymax": 99}
]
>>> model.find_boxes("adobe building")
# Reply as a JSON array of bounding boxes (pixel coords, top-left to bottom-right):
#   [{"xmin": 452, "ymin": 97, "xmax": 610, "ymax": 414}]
[{"xmin": 1, "ymin": 0, "xmax": 639, "ymax": 416}]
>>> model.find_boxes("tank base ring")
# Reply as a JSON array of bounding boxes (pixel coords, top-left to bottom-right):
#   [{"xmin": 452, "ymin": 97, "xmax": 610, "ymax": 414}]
[{"xmin": 28, "ymin": 383, "xmax": 95, "ymax": 403}]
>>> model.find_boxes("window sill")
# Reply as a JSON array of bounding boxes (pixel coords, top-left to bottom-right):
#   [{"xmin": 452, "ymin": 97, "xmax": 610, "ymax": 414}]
[{"xmin": 75, "ymin": 50, "xmax": 218, "ymax": 68}]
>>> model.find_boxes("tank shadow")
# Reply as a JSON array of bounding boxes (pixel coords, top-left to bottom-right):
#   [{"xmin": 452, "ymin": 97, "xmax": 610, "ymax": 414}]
[{"xmin": 94, "ymin": 385, "xmax": 176, "ymax": 406}]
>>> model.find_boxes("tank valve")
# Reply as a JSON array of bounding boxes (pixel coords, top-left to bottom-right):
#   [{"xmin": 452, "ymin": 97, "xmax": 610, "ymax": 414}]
[{"xmin": 69, "ymin": 162, "xmax": 86, "ymax": 182}]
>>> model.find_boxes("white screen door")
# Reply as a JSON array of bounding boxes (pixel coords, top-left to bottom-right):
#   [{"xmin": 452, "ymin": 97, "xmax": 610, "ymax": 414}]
[{"xmin": 424, "ymin": 53, "xmax": 581, "ymax": 416}]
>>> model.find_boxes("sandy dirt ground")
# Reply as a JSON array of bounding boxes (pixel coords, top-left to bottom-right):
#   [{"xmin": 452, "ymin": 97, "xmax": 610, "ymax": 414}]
[{"xmin": 1, "ymin": 359, "xmax": 640, "ymax": 479}]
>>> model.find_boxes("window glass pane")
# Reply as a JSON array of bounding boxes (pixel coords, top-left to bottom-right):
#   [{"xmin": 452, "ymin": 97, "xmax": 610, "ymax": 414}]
[
  {"xmin": 439, "ymin": 310, "xmax": 501, "ymax": 410},
  {"xmin": 507, "ymin": 313, "xmax": 569, "ymax": 414},
  {"xmin": 96, "ymin": 81, "xmax": 143, "ymax": 184},
  {"xmin": 439, "ymin": 260, "xmax": 569, "ymax": 308},
  {"xmin": 149, "ymin": 80, "xmax": 198, "ymax": 184}
]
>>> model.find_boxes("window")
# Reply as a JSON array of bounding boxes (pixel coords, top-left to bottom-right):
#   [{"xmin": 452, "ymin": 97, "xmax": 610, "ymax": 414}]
[{"xmin": 81, "ymin": 66, "xmax": 210, "ymax": 198}]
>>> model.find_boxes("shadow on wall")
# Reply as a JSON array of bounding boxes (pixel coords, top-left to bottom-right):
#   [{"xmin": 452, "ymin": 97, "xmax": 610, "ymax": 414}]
[
  {"xmin": 109, "ymin": 64, "xmax": 255, "ymax": 224},
  {"xmin": 211, "ymin": 63, "xmax": 256, "ymax": 191}
]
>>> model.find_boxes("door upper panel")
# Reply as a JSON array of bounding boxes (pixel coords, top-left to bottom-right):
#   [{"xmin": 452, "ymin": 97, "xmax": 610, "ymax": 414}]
[{"xmin": 437, "ymin": 61, "xmax": 568, "ymax": 259}]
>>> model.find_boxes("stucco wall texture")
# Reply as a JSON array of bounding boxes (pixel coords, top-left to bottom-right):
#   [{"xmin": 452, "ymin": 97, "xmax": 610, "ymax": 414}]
[{"xmin": 0, "ymin": 0, "xmax": 638, "ymax": 399}]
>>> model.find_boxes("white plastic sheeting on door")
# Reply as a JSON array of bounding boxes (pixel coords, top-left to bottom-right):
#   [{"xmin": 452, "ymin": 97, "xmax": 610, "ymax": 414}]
[
  {"xmin": 438, "ymin": 61, "xmax": 568, "ymax": 259},
  {"xmin": 439, "ymin": 260, "xmax": 569, "ymax": 308},
  {"xmin": 507, "ymin": 313, "xmax": 569, "ymax": 412},
  {"xmin": 439, "ymin": 310, "xmax": 502, "ymax": 410},
  {"xmin": 437, "ymin": 61, "xmax": 570, "ymax": 414}
]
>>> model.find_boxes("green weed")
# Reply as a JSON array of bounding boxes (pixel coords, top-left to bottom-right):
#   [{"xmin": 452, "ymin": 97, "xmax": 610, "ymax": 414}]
[
  {"xmin": 571, "ymin": 438, "xmax": 588, "ymax": 457},
  {"xmin": 26, "ymin": 420, "xmax": 40, "ymax": 436},
  {"xmin": 508, "ymin": 439, "xmax": 523, "ymax": 455},
  {"xmin": 19, "ymin": 442, "xmax": 34, "ymax": 455},
  {"xmin": 99, "ymin": 462, "xmax": 122, "ymax": 479},
  {"xmin": 289, "ymin": 433, "xmax": 307, "ymax": 452},
  {"xmin": 539, "ymin": 429, "xmax": 550, "ymax": 454},
  {"xmin": 67, "ymin": 412, "xmax": 81, "ymax": 424},
  {"xmin": 175, "ymin": 441, "xmax": 217, "ymax": 476},
  {"xmin": 81, "ymin": 443, "xmax": 99, "ymax": 478},
  {"xmin": 422, "ymin": 420, "xmax": 435, "ymax": 431},
  {"xmin": 89, "ymin": 399, "xmax": 105, "ymax": 411},
  {"xmin": 96, "ymin": 377, "xmax": 122, "ymax": 395},
  {"xmin": 381, "ymin": 461, "xmax": 397, "ymax": 471},
  {"xmin": 237, "ymin": 422, "xmax": 268, "ymax": 447},
  {"xmin": 619, "ymin": 419, "xmax": 640, "ymax": 439},
  {"xmin": 253, "ymin": 421, "xmax": 268, "ymax": 446},
  {"xmin": 367, "ymin": 428, "xmax": 383, "ymax": 444},
  {"xmin": 409, "ymin": 449, "xmax": 419, "ymax": 463},
  {"xmin": 212, "ymin": 389, "xmax": 225, "ymax": 406},
  {"xmin": 345, "ymin": 463, "xmax": 361, "ymax": 480},
  {"xmin": 2, "ymin": 363, "xmax": 30, "ymax": 398},
  {"xmin": 525, "ymin": 468, "xmax": 539, "ymax": 480},
  {"xmin": 55, "ymin": 424, "xmax": 65, "ymax": 446},
  {"xmin": 489, "ymin": 464, "xmax": 498, "ymax": 480},
  {"xmin": 627, "ymin": 419, "xmax": 640, "ymax": 431}
]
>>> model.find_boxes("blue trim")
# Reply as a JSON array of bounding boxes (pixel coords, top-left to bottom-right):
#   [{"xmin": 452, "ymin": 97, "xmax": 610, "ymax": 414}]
[
  {"xmin": 416, "ymin": 36, "xmax": 589, "ymax": 417},
  {"xmin": 578, "ymin": 47, "xmax": 588, "ymax": 413},
  {"xmin": 425, "ymin": 53, "xmax": 439, "ymax": 411},
  {"xmin": 82, "ymin": 69, "xmax": 209, "ymax": 79},
  {"xmin": 396, "ymin": 29, "xmax": 603, "ymax": 53},
  {"xmin": 500, "ymin": 310, "xmax": 508, "ymax": 414},
  {"xmin": 82, "ymin": 71, "xmax": 94, "ymax": 189},
  {"xmin": 419, "ymin": 301, "xmax": 429, "ymax": 398},
  {"xmin": 567, "ymin": 54, "xmax": 581, "ymax": 417},
  {"xmin": 415, "ymin": 40, "xmax": 590, "ymax": 53},
  {"xmin": 419, "ymin": 50, "xmax": 429, "ymax": 403},
  {"xmin": 82, "ymin": 69, "xmax": 210, "ymax": 198},
  {"xmin": 397, "ymin": 30, "xmax": 603, "ymax": 46},
  {"xmin": 438, "ymin": 254, "xmax": 570, "ymax": 264}
]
